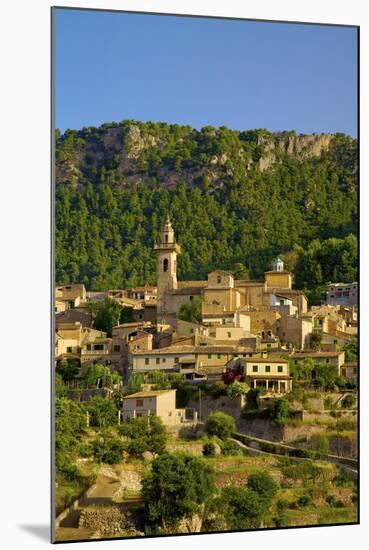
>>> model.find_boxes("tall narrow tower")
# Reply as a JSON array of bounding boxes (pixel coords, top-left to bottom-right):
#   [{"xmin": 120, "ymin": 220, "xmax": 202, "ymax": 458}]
[{"xmin": 154, "ymin": 217, "xmax": 181, "ymax": 320}]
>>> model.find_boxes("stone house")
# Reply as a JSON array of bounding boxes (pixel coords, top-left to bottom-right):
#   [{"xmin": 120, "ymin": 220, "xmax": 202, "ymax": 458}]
[
  {"xmin": 238, "ymin": 357, "xmax": 292, "ymax": 394},
  {"xmin": 340, "ymin": 362, "xmax": 358, "ymax": 382},
  {"xmin": 277, "ymin": 314, "xmax": 313, "ymax": 350},
  {"xmin": 55, "ymin": 322, "xmax": 106, "ymax": 362},
  {"xmin": 80, "ymin": 336, "xmax": 126, "ymax": 371},
  {"xmin": 122, "ymin": 389, "xmax": 195, "ymax": 426},
  {"xmin": 326, "ymin": 282, "xmax": 358, "ymax": 307},
  {"xmin": 56, "ymin": 308, "xmax": 93, "ymax": 329},
  {"xmin": 55, "ymin": 283, "xmax": 87, "ymax": 311}
]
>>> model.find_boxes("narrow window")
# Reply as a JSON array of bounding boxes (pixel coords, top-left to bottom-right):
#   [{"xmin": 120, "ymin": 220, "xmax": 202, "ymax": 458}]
[
  {"xmin": 253, "ymin": 365, "xmax": 258, "ymax": 373},
  {"xmin": 163, "ymin": 258, "xmax": 168, "ymax": 272},
  {"xmin": 278, "ymin": 366, "xmax": 283, "ymax": 373},
  {"xmin": 265, "ymin": 365, "xmax": 271, "ymax": 373}
]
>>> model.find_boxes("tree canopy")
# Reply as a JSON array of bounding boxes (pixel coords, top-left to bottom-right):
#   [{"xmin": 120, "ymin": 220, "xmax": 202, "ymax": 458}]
[{"xmin": 142, "ymin": 452, "xmax": 215, "ymax": 531}]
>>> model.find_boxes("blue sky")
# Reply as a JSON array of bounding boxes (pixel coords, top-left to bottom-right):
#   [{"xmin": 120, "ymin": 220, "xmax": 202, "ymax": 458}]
[{"xmin": 54, "ymin": 9, "xmax": 358, "ymax": 136}]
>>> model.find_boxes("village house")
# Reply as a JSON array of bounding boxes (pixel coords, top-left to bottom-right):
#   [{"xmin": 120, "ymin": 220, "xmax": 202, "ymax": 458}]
[
  {"xmin": 55, "ymin": 322, "xmax": 107, "ymax": 361},
  {"xmin": 127, "ymin": 283, "xmax": 157, "ymax": 305},
  {"xmin": 55, "ymin": 308, "xmax": 93, "ymax": 329},
  {"xmin": 132, "ymin": 304, "xmax": 157, "ymax": 324},
  {"xmin": 174, "ymin": 319, "xmax": 209, "ymax": 339},
  {"xmin": 129, "ymin": 343, "xmax": 268, "ymax": 382},
  {"xmin": 55, "ymin": 283, "xmax": 87, "ymax": 311},
  {"xmin": 107, "ymin": 289, "xmax": 143, "ymax": 309},
  {"xmin": 277, "ymin": 314, "xmax": 313, "ymax": 350},
  {"xmin": 340, "ymin": 362, "xmax": 358, "ymax": 382},
  {"xmin": 237, "ymin": 357, "xmax": 292, "ymax": 395},
  {"xmin": 122, "ymin": 389, "xmax": 196, "ymax": 426},
  {"xmin": 80, "ymin": 336, "xmax": 127, "ymax": 371},
  {"xmin": 86, "ymin": 290, "xmax": 109, "ymax": 302},
  {"xmin": 326, "ymin": 281, "xmax": 358, "ymax": 307}
]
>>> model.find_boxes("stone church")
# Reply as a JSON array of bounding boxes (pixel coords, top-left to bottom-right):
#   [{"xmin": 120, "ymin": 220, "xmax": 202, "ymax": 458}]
[{"xmin": 154, "ymin": 217, "xmax": 307, "ymax": 325}]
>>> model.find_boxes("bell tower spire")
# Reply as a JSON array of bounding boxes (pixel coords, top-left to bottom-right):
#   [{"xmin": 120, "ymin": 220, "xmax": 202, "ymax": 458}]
[{"xmin": 154, "ymin": 216, "xmax": 181, "ymax": 319}]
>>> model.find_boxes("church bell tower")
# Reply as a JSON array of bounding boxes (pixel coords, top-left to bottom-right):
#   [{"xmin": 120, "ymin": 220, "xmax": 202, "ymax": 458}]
[{"xmin": 154, "ymin": 217, "xmax": 181, "ymax": 319}]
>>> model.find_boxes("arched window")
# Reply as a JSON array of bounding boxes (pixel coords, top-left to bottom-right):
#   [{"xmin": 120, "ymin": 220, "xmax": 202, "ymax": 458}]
[
  {"xmin": 165, "ymin": 234, "xmax": 168, "ymax": 243},
  {"xmin": 163, "ymin": 258, "xmax": 169, "ymax": 272}
]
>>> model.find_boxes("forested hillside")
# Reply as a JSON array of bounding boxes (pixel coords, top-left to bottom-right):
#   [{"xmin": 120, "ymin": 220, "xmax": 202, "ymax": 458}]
[{"xmin": 55, "ymin": 121, "xmax": 358, "ymax": 301}]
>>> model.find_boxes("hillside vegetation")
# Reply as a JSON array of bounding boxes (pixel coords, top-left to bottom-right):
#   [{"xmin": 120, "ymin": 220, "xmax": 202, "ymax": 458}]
[{"xmin": 55, "ymin": 121, "xmax": 357, "ymax": 299}]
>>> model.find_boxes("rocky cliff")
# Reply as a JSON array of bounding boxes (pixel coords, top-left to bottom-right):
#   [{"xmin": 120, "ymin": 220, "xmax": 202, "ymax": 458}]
[
  {"xmin": 257, "ymin": 133, "xmax": 332, "ymax": 171},
  {"xmin": 55, "ymin": 121, "xmax": 339, "ymax": 190}
]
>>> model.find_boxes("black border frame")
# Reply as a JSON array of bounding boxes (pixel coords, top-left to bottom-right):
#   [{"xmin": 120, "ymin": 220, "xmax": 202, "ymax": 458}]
[{"xmin": 51, "ymin": 5, "xmax": 360, "ymax": 544}]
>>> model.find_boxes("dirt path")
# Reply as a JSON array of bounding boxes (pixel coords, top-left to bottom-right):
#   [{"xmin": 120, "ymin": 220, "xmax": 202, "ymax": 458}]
[{"xmin": 56, "ymin": 464, "xmax": 144, "ymax": 542}]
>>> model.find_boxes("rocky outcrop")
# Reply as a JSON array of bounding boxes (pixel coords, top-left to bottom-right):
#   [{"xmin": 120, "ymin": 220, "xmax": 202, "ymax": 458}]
[{"xmin": 258, "ymin": 133, "xmax": 332, "ymax": 171}]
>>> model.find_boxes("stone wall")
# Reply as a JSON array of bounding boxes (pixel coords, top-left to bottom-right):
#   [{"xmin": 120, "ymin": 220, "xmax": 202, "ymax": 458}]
[
  {"xmin": 78, "ymin": 505, "xmax": 144, "ymax": 537},
  {"xmin": 187, "ymin": 394, "xmax": 245, "ymax": 430}
]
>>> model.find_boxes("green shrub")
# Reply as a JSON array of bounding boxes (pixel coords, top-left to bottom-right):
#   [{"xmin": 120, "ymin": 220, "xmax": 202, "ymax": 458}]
[
  {"xmin": 78, "ymin": 443, "xmax": 94, "ymax": 458},
  {"xmin": 205, "ymin": 412, "xmax": 236, "ymax": 440},
  {"xmin": 226, "ymin": 381, "xmax": 249, "ymax": 398},
  {"xmin": 314, "ymin": 436, "xmax": 330, "ymax": 459},
  {"xmin": 221, "ymin": 439, "xmax": 242, "ymax": 456},
  {"xmin": 247, "ymin": 471, "xmax": 278, "ymax": 501},
  {"xmin": 120, "ymin": 415, "xmax": 167, "ymax": 456},
  {"xmin": 203, "ymin": 442, "xmax": 216, "ymax": 457},
  {"xmin": 221, "ymin": 486, "xmax": 269, "ymax": 530},
  {"xmin": 84, "ymin": 397, "xmax": 118, "ymax": 429},
  {"xmin": 298, "ymin": 495, "xmax": 312, "ymax": 508},
  {"xmin": 92, "ymin": 436, "xmax": 126, "ymax": 464},
  {"xmin": 271, "ymin": 399, "xmax": 290, "ymax": 424},
  {"xmin": 341, "ymin": 394, "xmax": 356, "ymax": 409},
  {"xmin": 273, "ymin": 512, "xmax": 289, "ymax": 527},
  {"xmin": 277, "ymin": 499, "xmax": 290, "ymax": 512},
  {"xmin": 333, "ymin": 471, "xmax": 355, "ymax": 487},
  {"xmin": 209, "ymin": 382, "xmax": 228, "ymax": 398},
  {"xmin": 324, "ymin": 396, "xmax": 334, "ymax": 410},
  {"xmin": 326, "ymin": 495, "xmax": 337, "ymax": 507}
]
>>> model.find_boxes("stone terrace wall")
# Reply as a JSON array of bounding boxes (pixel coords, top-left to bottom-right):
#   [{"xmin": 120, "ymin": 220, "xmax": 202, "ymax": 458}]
[{"xmin": 78, "ymin": 505, "xmax": 143, "ymax": 537}]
